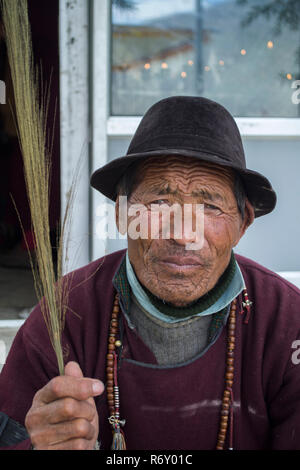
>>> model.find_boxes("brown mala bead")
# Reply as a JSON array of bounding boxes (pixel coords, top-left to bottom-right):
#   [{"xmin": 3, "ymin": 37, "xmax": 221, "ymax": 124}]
[
  {"xmin": 225, "ymin": 372, "xmax": 234, "ymax": 380},
  {"xmin": 216, "ymin": 298, "xmax": 237, "ymax": 450},
  {"xmin": 217, "ymin": 436, "xmax": 226, "ymax": 445}
]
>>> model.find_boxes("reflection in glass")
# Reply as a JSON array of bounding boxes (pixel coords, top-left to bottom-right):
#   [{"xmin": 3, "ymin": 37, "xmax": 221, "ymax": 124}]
[{"xmin": 111, "ymin": 0, "xmax": 300, "ymax": 117}]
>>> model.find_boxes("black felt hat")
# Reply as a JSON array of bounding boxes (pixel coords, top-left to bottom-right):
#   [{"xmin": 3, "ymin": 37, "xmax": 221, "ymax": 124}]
[{"xmin": 91, "ymin": 96, "xmax": 277, "ymax": 218}]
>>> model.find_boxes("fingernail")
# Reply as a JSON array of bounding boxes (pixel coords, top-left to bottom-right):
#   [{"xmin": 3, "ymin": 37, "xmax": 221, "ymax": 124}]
[{"xmin": 92, "ymin": 380, "xmax": 103, "ymax": 394}]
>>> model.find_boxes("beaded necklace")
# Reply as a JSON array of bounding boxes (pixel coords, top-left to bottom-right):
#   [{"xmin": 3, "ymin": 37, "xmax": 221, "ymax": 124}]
[{"xmin": 106, "ymin": 290, "xmax": 251, "ymax": 450}]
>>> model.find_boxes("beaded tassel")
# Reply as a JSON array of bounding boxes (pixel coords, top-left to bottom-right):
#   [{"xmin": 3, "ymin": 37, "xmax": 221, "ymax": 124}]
[
  {"xmin": 106, "ymin": 294, "xmax": 126, "ymax": 450},
  {"xmin": 239, "ymin": 288, "xmax": 253, "ymax": 324}
]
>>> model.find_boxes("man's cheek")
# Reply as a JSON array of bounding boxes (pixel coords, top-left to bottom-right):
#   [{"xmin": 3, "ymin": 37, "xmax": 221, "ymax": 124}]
[
  {"xmin": 205, "ymin": 218, "xmax": 233, "ymax": 244},
  {"xmin": 127, "ymin": 209, "xmax": 149, "ymax": 240}
]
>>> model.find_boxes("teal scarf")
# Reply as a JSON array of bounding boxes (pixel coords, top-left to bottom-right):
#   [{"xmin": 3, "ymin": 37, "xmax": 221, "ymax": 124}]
[{"xmin": 126, "ymin": 251, "xmax": 245, "ymax": 323}]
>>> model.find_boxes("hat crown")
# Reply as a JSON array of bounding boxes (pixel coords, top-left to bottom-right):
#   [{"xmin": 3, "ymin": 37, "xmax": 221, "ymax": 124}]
[
  {"xmin": 127, "ymin": 96, "xmax": 246, "ymax": 168},
  {"xmin": 90, "ymin": 95, "xmax": 277, "ymax": 218}
]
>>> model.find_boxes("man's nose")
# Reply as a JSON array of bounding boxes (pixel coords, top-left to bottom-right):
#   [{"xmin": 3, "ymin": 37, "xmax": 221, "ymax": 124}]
[{"xmin": 169, "ymin": 203, "xmax": 204, "ymax": 249}]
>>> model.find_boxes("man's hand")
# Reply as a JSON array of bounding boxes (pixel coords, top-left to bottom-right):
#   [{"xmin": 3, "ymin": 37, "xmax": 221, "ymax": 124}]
[{"xmin": 25, "ymin": 361, "xmax": 104, "ymax": 450}]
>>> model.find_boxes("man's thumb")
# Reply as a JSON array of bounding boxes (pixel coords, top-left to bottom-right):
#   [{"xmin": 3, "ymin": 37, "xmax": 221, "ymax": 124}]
[
  {"xmin": 64, "ymin": 361, "xmax": 104, "ymax": 397},
  {"xmin": 64, "ymin": 361, "xmax": 84, "ymax": 378}
]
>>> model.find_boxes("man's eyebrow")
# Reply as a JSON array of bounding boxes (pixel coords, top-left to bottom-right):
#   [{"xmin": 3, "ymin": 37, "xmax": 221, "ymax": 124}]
[
  {"xmin": 156, "ymin": 185, "xmax": 225, "ymax": 203},
  {"xmin": 191, "ymin": 189, "xmax": 225, "ymax": 202},
  {"xmin": 157, "ymin": 186, "xmax": 179, "ymax": 196}
]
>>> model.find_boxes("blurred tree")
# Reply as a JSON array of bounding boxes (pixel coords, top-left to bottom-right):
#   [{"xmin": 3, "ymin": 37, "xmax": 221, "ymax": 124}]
[
  {"xmin": 237, "ymin": 0, "xmax": 300, "ymax": 114},
  {"xmin": 236, "ymin": 0, "xmax": 300, "ymax": 34},
  {"xmin": 112, "ymin": 0, "xmax": 137, "ymax": 10}
]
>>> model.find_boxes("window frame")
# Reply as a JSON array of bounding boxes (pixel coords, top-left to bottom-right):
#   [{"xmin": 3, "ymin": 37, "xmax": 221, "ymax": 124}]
[{"xmin": 107, "ymin": 116, "xmax": 300, "ymax": 138}]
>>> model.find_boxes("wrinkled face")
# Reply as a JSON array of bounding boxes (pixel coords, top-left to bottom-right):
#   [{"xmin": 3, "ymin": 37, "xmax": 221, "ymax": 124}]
[{"xmin": 116, "ymin": 156, "xmax": 254, "ymax": 307}]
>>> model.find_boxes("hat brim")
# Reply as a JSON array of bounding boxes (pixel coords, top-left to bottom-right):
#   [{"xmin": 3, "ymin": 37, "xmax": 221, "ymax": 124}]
[{"xmin": 90, "ymin": 149, "xmax": 277, "ymax": 218}]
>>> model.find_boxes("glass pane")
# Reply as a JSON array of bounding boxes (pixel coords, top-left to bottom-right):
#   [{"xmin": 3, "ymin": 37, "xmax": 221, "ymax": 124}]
[{"xmin": 111, "ymin": 0, "xmax": 300, "ymax": 117}]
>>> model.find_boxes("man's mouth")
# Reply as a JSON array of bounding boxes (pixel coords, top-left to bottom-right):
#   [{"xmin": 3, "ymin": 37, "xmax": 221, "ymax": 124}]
[{"xmin": 159, "ymin": 256, "xmax": 203, "ymax": 271}]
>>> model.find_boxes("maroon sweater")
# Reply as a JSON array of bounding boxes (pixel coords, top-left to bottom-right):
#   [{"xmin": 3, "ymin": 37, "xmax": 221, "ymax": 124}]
[{"xmin": 0, "ymin": 249, "xmax": 300, "ymax": 450}]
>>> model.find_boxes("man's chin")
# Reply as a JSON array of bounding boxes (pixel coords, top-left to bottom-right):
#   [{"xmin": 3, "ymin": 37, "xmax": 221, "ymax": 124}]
[{"xmin": 152, "ymin": 285, "xmax": 205, "ymax": 307}]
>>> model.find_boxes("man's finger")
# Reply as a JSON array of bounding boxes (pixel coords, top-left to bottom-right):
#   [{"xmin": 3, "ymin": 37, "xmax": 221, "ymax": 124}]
[
  {"xmin": 45, "ymin": 397, "xmax": 96, "ymax": 424},
  {"xmin": 36, "ymin": 375, "xmax": 104, "ymax": 405},
  {"xmin": 64, "ymin": 361, "xmax": 84, "ymax": 379},
  {"xmin": 32, "ymin": 418, "xmax": 95, "ymax": 449},
  {"xmin": 47, "ymin": 438, "xmax": 93, "ymax": 451}
]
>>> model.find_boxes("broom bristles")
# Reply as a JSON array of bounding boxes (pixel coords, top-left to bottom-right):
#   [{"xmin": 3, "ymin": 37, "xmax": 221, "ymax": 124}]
[{"xmin": 1, "ymin": 0, "xmax": 68, "ymax": 375}]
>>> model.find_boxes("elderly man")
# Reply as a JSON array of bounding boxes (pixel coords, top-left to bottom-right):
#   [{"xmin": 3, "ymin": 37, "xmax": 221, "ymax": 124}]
[{"xmin": 0, "ymin": 96, "xmax": 300, "ymax": 450}]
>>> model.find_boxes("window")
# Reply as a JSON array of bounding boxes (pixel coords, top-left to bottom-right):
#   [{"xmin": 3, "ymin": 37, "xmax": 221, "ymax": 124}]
[{"xmin": 111, "ymin": 0, "xmax": 300, "ymax": 117}]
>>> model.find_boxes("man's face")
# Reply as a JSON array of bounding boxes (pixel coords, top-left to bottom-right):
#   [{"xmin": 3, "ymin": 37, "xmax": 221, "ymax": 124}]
[{"xmin": 117, "ymin": 156, "xmax": 254, "ymax": 307}]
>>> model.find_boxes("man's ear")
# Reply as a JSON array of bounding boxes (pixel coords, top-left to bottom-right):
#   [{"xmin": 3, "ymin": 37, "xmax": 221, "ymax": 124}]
[
  {"xmin": 115, "ymin": 195, "xmax": 128, "ymax": 235},
  {"xmin": 115, "ymin": 195, "xmax": 120, "ymax": 231},
  {"xmin": 240, "ymin": 198, "xmax": 255, "ymax": 237},
  {"xmin": 233, "ymin": 198, "xmax": 255, "ymax": 248}
]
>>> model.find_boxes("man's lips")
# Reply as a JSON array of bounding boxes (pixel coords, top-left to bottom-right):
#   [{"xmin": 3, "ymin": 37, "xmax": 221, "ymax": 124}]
[{"xmin": 159, "ymin": 256, "xmax": 203, "ymax": 268}]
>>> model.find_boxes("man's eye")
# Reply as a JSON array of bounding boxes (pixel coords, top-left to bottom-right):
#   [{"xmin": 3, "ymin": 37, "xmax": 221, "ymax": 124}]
[
  {"xmin": 152, "ymin": 199, "xmax": 170, "ymax": 205},
  {"xmin": 204, "ymin": 203, "xmax": 220, "ymax": 211}
]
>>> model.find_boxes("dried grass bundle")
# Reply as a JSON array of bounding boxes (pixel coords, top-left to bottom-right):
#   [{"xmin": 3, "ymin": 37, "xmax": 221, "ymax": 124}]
[{"xmin": 1, "ymin": 0, "xmax": 70, "ymax": 375}]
